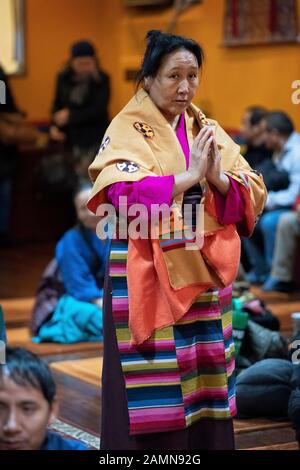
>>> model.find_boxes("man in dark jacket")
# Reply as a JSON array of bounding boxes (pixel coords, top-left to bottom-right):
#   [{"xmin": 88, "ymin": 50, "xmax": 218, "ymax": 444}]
[
  {"xmin": 240, "ymin": 106, "xmax": 272, "ymax": 169},
  {"xmin": 240, "ymin": 106, "xmax": 289, "ymax": 192},
  {"xmin": 50, "ymin": 40, "xmax": 110, "ymax": 176}
]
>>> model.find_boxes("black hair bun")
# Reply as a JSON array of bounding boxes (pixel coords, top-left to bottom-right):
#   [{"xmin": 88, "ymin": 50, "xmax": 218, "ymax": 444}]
[{"xmin": 146, "ymin": 30, "xmax": 162, "ymax": 44}]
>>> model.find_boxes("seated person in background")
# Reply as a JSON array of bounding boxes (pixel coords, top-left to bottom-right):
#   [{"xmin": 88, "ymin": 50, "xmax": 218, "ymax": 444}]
[
  {"xmin": 50, "ymin": 40, "xmax": 110, "ymax": 183},
  {"xmin": 240, "ymin": 106, "xmax": 289, "ymax": 275},
  {"xmin": 0, "ymin": 347, "xmax": 88, "ymax": 450},
  {"xmin": 263, "ymin": 193, "xmax": 300, "ymax": 292},
  {"xmin": 243, "ymin": 111, "xmax": 300, "ymax": 283},
  {"xmin": 241, "ymin": 106, "xmax": 289, "ymax": 192},
  {"xmin": 240, "ymin": 106, "xmax": 272, "ymax": 169},
  {"xmin": 34, "ymin": 185, "xmax": 109, "ymax": 343}
]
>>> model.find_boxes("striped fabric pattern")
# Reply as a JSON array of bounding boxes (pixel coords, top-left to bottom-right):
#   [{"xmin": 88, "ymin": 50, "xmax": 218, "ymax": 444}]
[{"xmin": 109, "ymin": 236, "xmax": 236, "ymax": 435}]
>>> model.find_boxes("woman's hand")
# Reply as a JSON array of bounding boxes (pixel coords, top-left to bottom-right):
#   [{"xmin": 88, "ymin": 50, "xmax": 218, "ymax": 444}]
[
  {"xmin": 188, "ymin": 126, "xmax": 214, "ymax": 183},
  {"xmin": 206, "ymin": 135, "xmax": 221, "ymax": 183},
  {"xmin": 53, "ymin": 108, "xmax": 70, "ymax": 127},
  {"xmin": 206, "ymin": 137, "xmax": 230, "ymax": 195},
  {"xmin": 49, "ymin": 125, "xmax": 66, "ymax": 142},
  {"xmin": 172, "ymin": 126, "xmax": 213, "ymax": 197}
]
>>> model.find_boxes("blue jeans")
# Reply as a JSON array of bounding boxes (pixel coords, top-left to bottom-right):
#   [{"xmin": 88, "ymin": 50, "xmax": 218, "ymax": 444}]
[
  {"xmin": 0, "ymin": 178, "xmax": 12, "ymax": 235},
  {"xmin": 242, "ymin": 209, "xmax": 289, "ymax": 276}
]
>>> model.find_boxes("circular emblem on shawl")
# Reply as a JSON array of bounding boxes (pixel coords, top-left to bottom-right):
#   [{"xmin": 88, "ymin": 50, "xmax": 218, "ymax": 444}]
[
  {"xmin": 133, "ymin": 122, "xmax": 155, "ymax": 139},
  {"xmin": 116, "ymin": 161, "xmax": 139, "ymax": 173},
  {"xmin": 98, "ymin": 136, "xmax": 110, "ymax": 154}
]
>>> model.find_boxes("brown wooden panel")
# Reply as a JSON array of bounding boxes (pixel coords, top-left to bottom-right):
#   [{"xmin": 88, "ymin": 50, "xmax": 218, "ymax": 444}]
[
  {"xmin": 0, "ymin": 243, "xmax": 54, "ymax": 299},
  {"xmin": 50, "ymin": 357, "xmax": 103, "ymax": 387},
  {"xmin": 247, "ymin": 441, "xmax": 299, "ymax": 450},
  {"xmin": 7, "ymin": 326, "xmax": 103, "ymax": 357},
  {"xmin": 236, "ymin": 426, "xmax": 296, "ymax": 449},
  {"xmin": 234, "ymin": 418, "xmax": 290, "ymax": 434},
  {"xmin": 52, "ymin": 370, "xmax": 101, "ymax": 436},
  {"xmin": 1, "ymin": 297, "xmax": 34, "ymax": 327}
]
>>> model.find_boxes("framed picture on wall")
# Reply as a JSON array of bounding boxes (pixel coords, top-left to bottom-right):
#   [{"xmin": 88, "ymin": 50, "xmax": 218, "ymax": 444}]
[
  {"xmin": 124, "ymin": 0, "xmax": 201, "ymax": 7},
  {"xmin": 0, "ymin": 0, "xmax": 25, "ymax": 75},
  {"xmin": 224, "ymin": 0, "xmax": 300, "ymax": 46}
]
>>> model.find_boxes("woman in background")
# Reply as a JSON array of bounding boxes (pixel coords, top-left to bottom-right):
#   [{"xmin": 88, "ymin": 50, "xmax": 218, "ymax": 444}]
[{"xmin": 33, "ymin": 186, "xmax": 109, "ymax": 344}]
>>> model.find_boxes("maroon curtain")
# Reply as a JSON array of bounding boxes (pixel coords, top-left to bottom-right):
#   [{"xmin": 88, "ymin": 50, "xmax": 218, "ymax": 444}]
[{"xmin": 224, "ymin": 0, "xmax": 299, "ymax": 46}]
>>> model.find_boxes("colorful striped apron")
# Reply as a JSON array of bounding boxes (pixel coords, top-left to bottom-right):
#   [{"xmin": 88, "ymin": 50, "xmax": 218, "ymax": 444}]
[{"xmin": 109, "ymin": 236, "xmax": 236, "ymax": 436}]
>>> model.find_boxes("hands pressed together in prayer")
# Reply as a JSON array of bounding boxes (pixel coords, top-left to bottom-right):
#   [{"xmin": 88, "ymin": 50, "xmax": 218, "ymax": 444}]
[{"xmin": 173, "ymin": 126, "xmax": 230, "ymax": 197}]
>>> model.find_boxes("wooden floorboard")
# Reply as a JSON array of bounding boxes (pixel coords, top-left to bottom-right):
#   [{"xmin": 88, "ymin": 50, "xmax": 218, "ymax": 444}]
[
  {"xmin": 1, "ymin": 297, "xmax": 34, "ymax": 327},
  {"xmin": 42, "ymin": 351, "xmax": 102, "ymax": 364},
  {"xmin": 52, "ymin": 370, "xmax": 101, "ymax": 436},
  {"xmin": 246, "ymin": 441, "xmax": 299, "ymax": 450},
  {"xmin": 236, "ymin": 426, "xmax": 296, "ymax": 449},
  {"xmin": 6, "ymin": 326, "xmax": 103, "ymax": 357},
  {"xmin": 50, "ymin": 357, "xmax": 102, "ymax": 387},
  {"xmin": 234, "ymin": 418, "xmax": 290, "ymax": 434}
]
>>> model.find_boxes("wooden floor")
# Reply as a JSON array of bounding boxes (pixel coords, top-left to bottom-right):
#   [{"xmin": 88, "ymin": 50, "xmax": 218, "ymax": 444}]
[{"xmin": 1, "ymin": 242, "xmax": 300, "ymax": 450}]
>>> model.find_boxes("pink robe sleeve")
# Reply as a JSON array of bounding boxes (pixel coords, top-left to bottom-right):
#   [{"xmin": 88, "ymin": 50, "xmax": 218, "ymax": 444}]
[
  {"xmin": 108, "ymin": 175, "xmax": 244, "ymax": 226},
  {"xmin": 212, "ymin": 176, "xmax": 245, "ymax": 225},
  {"xmin": 107, "ymin": 175, "xmax": 175, "ymax": 212}
]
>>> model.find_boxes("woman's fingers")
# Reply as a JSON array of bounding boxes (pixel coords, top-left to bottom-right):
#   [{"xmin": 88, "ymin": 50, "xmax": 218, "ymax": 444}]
[
  {"xmin": 196, "ymin": 127, "xmax": 213, "ymax": 152},
  {"xmin": 211, "ymin": 137, "xmax": 220, "ymax": 160},
  {"xmin": 194, "ymin": 126, "xmax": 213, "ymax": 145},
  {"xmin": 202, "ymin": 136, "xmax": 213, "ymax": 156}
]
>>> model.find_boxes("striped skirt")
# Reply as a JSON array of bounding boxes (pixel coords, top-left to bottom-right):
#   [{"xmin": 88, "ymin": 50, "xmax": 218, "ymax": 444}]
[{"xmin": 100, "ymin": 237, "xmax": 236, "ymax": 450}]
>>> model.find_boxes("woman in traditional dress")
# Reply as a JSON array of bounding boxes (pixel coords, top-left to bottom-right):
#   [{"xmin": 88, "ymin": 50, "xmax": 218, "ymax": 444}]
[{"xmin": 88, "ymin": 30, "xmax": 267, "ymax": 450}]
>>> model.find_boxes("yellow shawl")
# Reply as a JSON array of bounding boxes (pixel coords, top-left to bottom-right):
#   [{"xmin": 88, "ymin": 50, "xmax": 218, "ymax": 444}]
[{"xmin": 88, "ymin": 89, "xmax": 267, "ymax": 344}]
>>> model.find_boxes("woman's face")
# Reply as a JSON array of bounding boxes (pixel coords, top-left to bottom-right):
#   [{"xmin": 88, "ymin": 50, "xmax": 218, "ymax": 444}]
[
  {"xmin": 71, "ymin": 56, "xmax": 97, "ymax": 78},
  {"xmin": 146, "ymin": 48, "xmax": 200, "ymax": 123},
  {"xmin": 74, "ymin": 189, "xmax": 99, "ymax": 230}
]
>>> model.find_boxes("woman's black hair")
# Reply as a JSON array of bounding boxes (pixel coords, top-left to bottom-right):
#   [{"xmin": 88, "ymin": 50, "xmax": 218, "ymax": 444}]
[
  {"xmin": 0, "ymin": 347, "xmax": 56, "ymax": 405},
  {"xmin": 136, "ymin": 30, "xmax": 204, "ymax": 89}
]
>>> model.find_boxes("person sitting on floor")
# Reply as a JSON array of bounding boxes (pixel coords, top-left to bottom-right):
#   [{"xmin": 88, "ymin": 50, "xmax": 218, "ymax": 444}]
[
  {"xmin": 240, "ymin": 106, "xmax": 272, "ymax": 169},
  {"xmin": 33, "ymin": 185, "xmax": 109, "ymax": 344},
  {"xmin": 263, "ymin": 193, "xmax": 300, "ymax": 292},
  {"xmin": 243, "ymin": 111, "xmax": 300, "ymax": 284},
  {"xmin": 0, "ymin": 347, "xmax": 88, "ymax": 450},
  {"xmin": 240, "ymin": 106, "xmax": 290, "ymax": 275}
]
